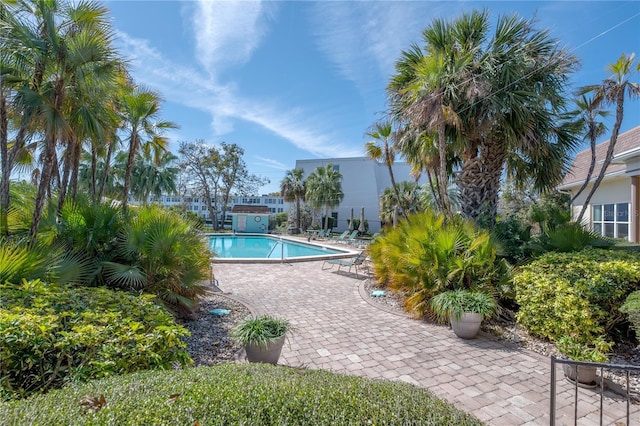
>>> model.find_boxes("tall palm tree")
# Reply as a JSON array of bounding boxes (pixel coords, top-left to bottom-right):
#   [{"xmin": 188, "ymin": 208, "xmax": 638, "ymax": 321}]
[
  {"xmin": 365, "ymin": 121, "xmax": 407, "ymax": 218},
  {"xmin": 388, "ymin": 10, "xmax": 579, "ymax": 226},
  {"xmin": 568, "ymin": 94, "xmax": 609, "ymax": 205},
  {"xmin": 119, "ymin": 87, "xmax": 177, "ymax": 213},
  {"xmin": 576, "ymin": 53, "xmax": 640, "ymax": 223},
  {"xmin": 280, "ymin": 168, "xmax": 306, "ymax": 232},
  {"xmin": 305, "ymin": 164, "xmax": 344, "ymax": 231},
  {"xmin": 130, "ymin": 150, "xmax": 179, "ymax": 206}
]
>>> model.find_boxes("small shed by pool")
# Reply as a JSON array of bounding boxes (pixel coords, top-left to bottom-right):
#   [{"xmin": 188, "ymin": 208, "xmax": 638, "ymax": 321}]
[{"xmin": 230, "ymin": 205, "xmax": 271, "ymax": 233}]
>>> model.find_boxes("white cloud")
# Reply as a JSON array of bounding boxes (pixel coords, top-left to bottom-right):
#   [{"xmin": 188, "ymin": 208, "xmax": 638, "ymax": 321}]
[
  {"xmin": 309, "ymin": 2, "xmax": 445, "ymax": 95},
  {"xmin": 192, "ymin": 0, "xmax": 275, "ymax": 75},
  {"xmin": 113, "ymin": 29, "xmax": 359, "ymax": 159},
  {"xmin": 255, "ymin": 156, "xmax": 289, "ymax": 171}
]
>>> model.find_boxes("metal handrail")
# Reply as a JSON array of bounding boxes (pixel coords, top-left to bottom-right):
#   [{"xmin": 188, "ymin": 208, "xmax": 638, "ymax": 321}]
[{"xmin": 550, "ymin": 355, "xmax": 640, "ymax": 426}]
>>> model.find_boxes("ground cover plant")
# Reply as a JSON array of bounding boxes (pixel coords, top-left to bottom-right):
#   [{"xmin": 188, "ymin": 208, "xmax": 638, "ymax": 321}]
[
  {"xmin": 0, "ymin": 280, "xmax": 191, "ymax": 400},
  {"xmin": 0, "ymin": 364, "xmax": 483, "ymax": 426},
  {"xmin": 369, "ymin": 211, "xmax": 510, "ymax": 316},
  {"xmin": 514, "ymin": 248, "xmax": 640, "ymax": 343}
]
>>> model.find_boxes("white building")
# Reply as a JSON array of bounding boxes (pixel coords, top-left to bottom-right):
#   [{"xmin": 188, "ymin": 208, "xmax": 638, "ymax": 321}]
[
  {"xmin": 295, "ymin": 157, "xmax": 420, "ymax": 233},
  {"xmin": 559, "ymin": 126, "xmax": 640, "ymax": 242},
  {"xmin": 148, "ymin": 194, "xmax": 291, "ymax": 225}
]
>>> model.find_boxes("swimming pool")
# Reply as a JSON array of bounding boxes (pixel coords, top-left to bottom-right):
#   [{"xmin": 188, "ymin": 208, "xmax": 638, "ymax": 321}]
[{"xmin": 208, "ymin": 234, "xmax": 354, "ymax": 263}]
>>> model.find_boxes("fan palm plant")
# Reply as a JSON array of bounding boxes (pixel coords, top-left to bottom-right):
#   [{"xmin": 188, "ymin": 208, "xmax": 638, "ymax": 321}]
[
  {"xmin": 305, "ymin": 164, "xmax": 344, "ymax": 231},
  {"xmin": 280, "ymin": 168, "xmax": 306, "ymax": 232}
]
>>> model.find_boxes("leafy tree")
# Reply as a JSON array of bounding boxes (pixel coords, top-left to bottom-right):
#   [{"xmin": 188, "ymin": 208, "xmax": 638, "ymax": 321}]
[
  {"xmin": 130, "ymin": 150, "xmax": 179, "ymax": 206},
  {"xmin": 305, "ymin": 164, "xmax": 344, "ymax": 231},
  {"xmin": 388, "ymin": 10, "xmax": 579, "ymax": 225},
  {"xmin": 280, "ymin": 169, "xmax": 306, "ymax": 232},
  {"xmin": 576, "ymin": 53, "xmax": 640, "ymax": 223}
]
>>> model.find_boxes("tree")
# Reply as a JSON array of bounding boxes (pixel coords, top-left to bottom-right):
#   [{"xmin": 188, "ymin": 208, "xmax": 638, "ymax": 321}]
[
  {"xmin": 178, "ymin": 140, "xmax": 223, "ymax": 229},
  {"xmin": 130, "ymin": 150, "xmax": 179, "ymax": 206},
  {"xmin": 119, "ymin": 87, "xmax": 176, "ymax": 213},
  {"xmin": 305, "ymin": 164, "xmax": 344, "ymax": 231},
  {"xmin": 280, "ymin": 169, "xmax": 306, "ymax": 232},
  {"xmin": 388, "ymin": 10, "xmax": 579, "ymax": 226},
  {"xmin": 365, "ymin": 121, "xmax": 406, "ymax": 218},
  {"xmin": 575, "ymin": 53, "xmax": 640, "ymax": 223},
  {"xmin": 568, "ymin": 94, "xmax": 609, "ymax": 205}
]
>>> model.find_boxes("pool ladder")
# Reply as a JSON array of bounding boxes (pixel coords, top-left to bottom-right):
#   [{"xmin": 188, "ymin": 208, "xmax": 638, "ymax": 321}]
[{"xmin": 266, "ymin": 238, "xmax": 284, "ymax": 261}]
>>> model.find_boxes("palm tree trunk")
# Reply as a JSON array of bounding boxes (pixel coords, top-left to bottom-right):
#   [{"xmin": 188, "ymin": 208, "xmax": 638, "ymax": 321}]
[
  {"xmin": 69, "ymin": 136, "xmax": 82, "ymax": 201},
  {"xmin": 0, "ymin": 88, "xmax": 9, "ymax": 237},
  {"xmin": 570, "ymin": 125, "xmax": 598, "ymax": 204},
  {"xmin": 58, "ymin": 137, "xmax": 74, "ymax": 214},
  {"xmin": 576, "ymin": 92, "xmax": 626, "ymax": 224},
  {"xmin": 122, "ymin": 131, "xmax": 138, "ymax": 213},
  {"xmin": 437, "ymin": 122, "xmax": 451, "ymax": 217},
  {"xmin": 30, "ymin": 134, "xmax": 56, "ymax": 238},
  {"xmin": 324, "ymin": 205, "xmax": 330, "ymax": 231},
  {"xmin": 295, "ymin": 196, "xmax": 301, "ymax": 230},
  {"xmin": 386, "ymin": 155, "xmax": 405, "ymax": 219},
  {"xmin": 97, "ymin": 139, "xmax": 114, "ymax": 202}
]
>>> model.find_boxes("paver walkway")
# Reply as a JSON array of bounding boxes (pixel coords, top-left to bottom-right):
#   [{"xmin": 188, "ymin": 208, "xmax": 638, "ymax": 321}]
[{"xmin": 214, "ymin": 261, "xmax": 638, "ymax": 425}]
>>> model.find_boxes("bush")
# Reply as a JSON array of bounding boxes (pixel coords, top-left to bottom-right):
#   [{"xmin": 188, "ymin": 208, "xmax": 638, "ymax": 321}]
[
  {"xmin": 620, "ymin": 290, "xmax": 640, "ymax": 342},
  {"xmin": 369, "ymin": 211, "xmax": 510, "ymax": 316},
  {"xmin": 0, "ymin": 364, "xmax": 482, "ymax": 425},
  {"xmin": 514, "ymin": 249, "xmax": 640, "ymax": 342},
  {"xmin": 0, "ymin": 280, "xmax": 191, "ymax": 400}
]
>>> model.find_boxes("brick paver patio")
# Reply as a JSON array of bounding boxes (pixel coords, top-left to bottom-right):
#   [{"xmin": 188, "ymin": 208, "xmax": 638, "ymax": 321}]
[{"xmin": 213, "ymin": 260, "xmax": 638, "ymax": 425}]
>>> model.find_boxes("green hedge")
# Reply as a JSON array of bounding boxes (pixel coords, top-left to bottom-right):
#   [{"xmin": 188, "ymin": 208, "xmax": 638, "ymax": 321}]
[
  {"xmin": 0, "ymin": 364, "xmax": 482, "ymax": 425},
  {"xmin": 514, "ymin": 249, "xmax": 640, "ymax": 341},
  {"xmin": 620, "ymin": 290, "xmax": 640, "ymax": 340},
  {"xmin": 0, "ymin": 280, "xmax": 191, "ymax": 400}
]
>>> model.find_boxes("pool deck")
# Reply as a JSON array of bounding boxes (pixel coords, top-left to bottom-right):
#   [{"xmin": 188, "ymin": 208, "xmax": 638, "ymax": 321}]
[{"xmin": 213, "ymin": 260, "xmax": 639, "ymax": 425}]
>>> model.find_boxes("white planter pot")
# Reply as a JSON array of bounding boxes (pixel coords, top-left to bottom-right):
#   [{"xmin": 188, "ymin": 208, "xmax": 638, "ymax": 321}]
[
  {"xmin": 562, "ymin": 363, "xmax": 598, "ymax": 386},
  {"xmin": 244, "ymin": 335, "xmax": 286, "ymax": 364},
  {"xmin": 450, "ymin": 312, "xmax": 483, "ymax": 339}
]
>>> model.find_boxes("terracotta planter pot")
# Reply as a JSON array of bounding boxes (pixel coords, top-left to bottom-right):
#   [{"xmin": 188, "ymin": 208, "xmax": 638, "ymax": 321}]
[
  {"xmin": 244, "ymin": 335, "xmax": 286, "ymax": 364},
  {"xmin": 450, "ymin": 312, "xmax": 483, "ymax": 339},
  {"xmin": 562, "ymin": 363, "xmax": 598, "ymax": 386}
]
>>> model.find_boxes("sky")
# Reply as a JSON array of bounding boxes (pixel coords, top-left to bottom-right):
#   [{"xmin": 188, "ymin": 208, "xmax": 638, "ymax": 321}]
[{"xmin": 105, "ymin": 0, "xmax": 640, "ymax": 195}]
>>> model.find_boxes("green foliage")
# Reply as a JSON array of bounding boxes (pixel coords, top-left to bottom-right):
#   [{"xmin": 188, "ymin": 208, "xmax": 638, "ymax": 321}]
[
  {"xmin": 369, "ymin": 211, "xmax": 510, "ymax": 316},
  {"xmin": 556, "ymin": 334, "xmax": 612, "ymax": 362},
  {"xmin": 514, "ymin": 249, "xmax": 640, "ymax": 342},
  {"xmin": 231, "ymin": 315, "xmax": 292, "ymax": 349},
  {"xmin": 0, "ymin": 280, "xmax": 191, "ymax": 400},
  {"xmin": 429, "ymin": 290, "xmax": 498, "ymax": 323},
  {"xmin": 0, "ymin": 364, "xmax": 482, "ymax": 425},
  {"xmin": 492, "ymin": 216, "xmax": 533, "ymax": 264},
  {"xmin": 0, "ymin": 240, "xmax": 52, "ymax": 284},
  {"xmin": 530, "ymin": 222, "xmax": 613, "ymax": 254},
  {"xmin": 527, "ymin": 191, "xmax": 572, "ymax": 233},
  {"xmin": 620, "ymin": 290, "xmax": 640, "ymax": 341}
]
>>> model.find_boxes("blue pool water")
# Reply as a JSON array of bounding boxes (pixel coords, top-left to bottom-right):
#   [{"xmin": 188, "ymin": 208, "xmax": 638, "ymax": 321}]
[{"xmin": 209, "ymin": 234, "xmax": 347, "ymax": 259}]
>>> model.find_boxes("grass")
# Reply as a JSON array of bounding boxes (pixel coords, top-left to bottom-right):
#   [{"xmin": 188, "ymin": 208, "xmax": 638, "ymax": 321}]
[{"xmin": 0, "ymin": 364, "xmax": 483, "ymax": 425}]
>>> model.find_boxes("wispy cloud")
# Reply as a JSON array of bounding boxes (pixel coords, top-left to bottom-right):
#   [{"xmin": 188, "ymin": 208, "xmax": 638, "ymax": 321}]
[
  {"xmin": 192, "ymin": 0, "xmax": 276, "ymax": 75},
  {"xmin": 309, "ymin": 2, "xmax": 445, "ymax": 96},
  {"xmin": 255, "ymin": 156, "xmax": 289, "ymax": 171},
  {"xmin": 114, "ymin": 26, "xmax": 359, "ymax": 158}
]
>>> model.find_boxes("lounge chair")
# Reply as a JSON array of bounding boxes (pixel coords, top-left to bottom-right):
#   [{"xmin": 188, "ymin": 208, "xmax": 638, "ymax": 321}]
[
  {"xmin": 321, "ymin": 251, "xmax": 367, "ymax": 277},
  {"xmin": 343, "ymin": 230, "xmax": 359, "ymax": 244},
  {"xmin": 330, "ymin": 230, "xmax": 349, "ymax": 242}
]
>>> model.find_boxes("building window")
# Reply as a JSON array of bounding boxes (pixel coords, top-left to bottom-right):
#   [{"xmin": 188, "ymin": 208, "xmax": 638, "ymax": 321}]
[{"xmin": 592, "ymin": 203, "xmax": 629, "ymax": 239}]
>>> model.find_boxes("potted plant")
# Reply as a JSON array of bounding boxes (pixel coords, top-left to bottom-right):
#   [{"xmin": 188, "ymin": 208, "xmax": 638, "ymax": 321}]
[
  {"xmin": 556, "ymin": 334, "xmax": 612, "ymax": 386},
  {"xmin": 230, "ymin": 315, "xmax": 292, "ymax": 364},
  {"xmin": 429, "ymin": 289, "xmax": 498, "ymax": 339}
]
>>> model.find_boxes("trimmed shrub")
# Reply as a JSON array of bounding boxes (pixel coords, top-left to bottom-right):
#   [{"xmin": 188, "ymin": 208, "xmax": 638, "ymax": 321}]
[
  {"xmin": 369, "ymin": 211, "xmax": 510, "ymax": 316},
  {"xmin": 514, "ymin": 249, "xmax": 640, "ymax": 342},
  {"xmin": 620, "ymin": 290, "xmax": 640, "ymax": 342},
  {"xmin": 0, "ymin": 364, "xmax": 482, "ymax": 425},
  {"xmin": 0, "ymin": 280, "xmax": 191, "ymax": 400}
]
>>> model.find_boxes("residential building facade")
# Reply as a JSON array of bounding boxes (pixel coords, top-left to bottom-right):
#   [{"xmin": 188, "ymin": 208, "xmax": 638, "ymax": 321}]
[
  {"xmin": 559, "ymin": 126, "xmax": 640, "ymax": 242},
  {"xmin": 295, "ymin": 157, "xmax": 421, "ymax": 233}
]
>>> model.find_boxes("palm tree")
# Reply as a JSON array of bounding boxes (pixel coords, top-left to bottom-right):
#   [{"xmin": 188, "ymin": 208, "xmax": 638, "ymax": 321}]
[
  {"xmin": 365, "ymin": 121, "xmax": 406, "ymax": 218},
  {"xmin": 305, "ymin": 164, "xmax": 344, "ymax": 231},
  {"xmin": 388, "ymin": 10, "xmax": 579, "ymax": 226},
  {"xmin": 130, "ymin": 150, "xmax": 179, "ymax": 206},
  {"xmin": 576, "ymin": 53, "xmax": 640, "ymax": 223},
  {"xmin": 280, "ymin": 168, "xmax": 306, "ymax": 232},
  {"xmin": 568, "ymin": 94, "xmax": 609, "ymax": 205},
  {"xmin": 119, "ymin": 87, "xmax": 177, "ymax": 213}
]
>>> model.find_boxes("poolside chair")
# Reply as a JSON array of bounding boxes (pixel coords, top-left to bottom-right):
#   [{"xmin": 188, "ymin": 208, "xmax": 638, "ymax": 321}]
[
  {"xmin": 342, "ymin": 230, "xmax": 359, "ymax": 245},
  {"xmin": 330, "ymin": 230, "xmax": 349, "ymax": 242},
  {"xmin": 321, "ymin": 251, "xmax": 367, "ymax": 277}
]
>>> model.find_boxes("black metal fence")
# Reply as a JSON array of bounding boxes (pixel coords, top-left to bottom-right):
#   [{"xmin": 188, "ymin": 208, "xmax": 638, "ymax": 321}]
[{"xmin": 550, "ymin": 355, "xmax": 640, "ymax": 425}]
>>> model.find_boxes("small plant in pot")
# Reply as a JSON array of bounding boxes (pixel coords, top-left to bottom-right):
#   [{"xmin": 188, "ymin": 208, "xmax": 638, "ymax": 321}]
[
  {"xmin": 230, "ymin": 315, "xmax": 292, "ymax": 364},
  {"xmin": 429, "ymin": 289, "xmax": 498, "ymax": 339},
  {"xmin": 556, "ymin": 334, "xmax": 612, "ymax": 386}
]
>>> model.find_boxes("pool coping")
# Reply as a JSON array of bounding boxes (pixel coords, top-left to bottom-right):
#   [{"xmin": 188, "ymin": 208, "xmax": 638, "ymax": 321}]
[{"xmin": 207, "ymin": 233, "xmax": 361, "ymax": 263}]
